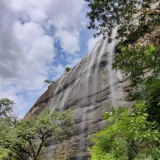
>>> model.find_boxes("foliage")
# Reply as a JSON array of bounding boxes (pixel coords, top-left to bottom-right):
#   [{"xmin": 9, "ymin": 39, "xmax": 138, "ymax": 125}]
[
  {"xmin": 0, "ymin": 98, "xmax": 17, "ymax": 124},
  {"xmin": 0, "ymin": 98, "xmax": 73, "ymax": 160},
  {"xmin": 113, "ymin": 44, "xmax": 159, "ymax": 85},
  {"xmin": 85, "ymin": 0, "xmax": 160, "ymax": 39},
  {"xmin": 0, "ymin": 98, "xmax": 17, "ymax": 160},
  {"xmin": 65, "ymin": 67, "xmax": 71, "ymax": 73},
  {"xmin": 44, "ymin": 79, "xmax": 55, "ymax": 84},
  {"xmin": 113, "ymin": 44, "xmax": 160, "ymax": 123},
  {"xmin": 89, "ymin": 102, "xmax": 160, "ymax": 160},
  {"xmin": 0, "ymin": 98, "xmax": 14, "ymax": 116},
  {"xmin": 2, "ymin": 109, "xmax": 73, "ymax": 160}
]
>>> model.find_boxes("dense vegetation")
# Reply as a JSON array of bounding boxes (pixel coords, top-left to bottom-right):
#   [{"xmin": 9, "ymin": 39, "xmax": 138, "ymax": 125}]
[
  {"xmin": 86, "ymin": 0, "xmax": 160, "ymax": 159},
  {"xmin": 89, "ymin": 102, "xmax": 160, "ymax": 160},
  {"xmin": 113, "ymin": 43, "xmax": 160, "ymax": 124},
  {"xmin": 85, "ymin": 0, "xmax": 160, "ymax": 40},
  {"xmin": 0, "ymin": 98, "xmax": 73, "ymax": 160}
]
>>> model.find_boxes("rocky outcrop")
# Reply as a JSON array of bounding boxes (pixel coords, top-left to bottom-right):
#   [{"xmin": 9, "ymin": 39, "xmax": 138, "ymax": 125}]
[{"xmin": 25, "ymin": 35, "xmax": 130, "ymax": 159}]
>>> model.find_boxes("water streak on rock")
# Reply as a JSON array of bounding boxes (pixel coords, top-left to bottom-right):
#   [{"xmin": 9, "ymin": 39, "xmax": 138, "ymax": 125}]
[{"xmin": 25, "ymin": 28, "xmax": 128, "ymax": 160}]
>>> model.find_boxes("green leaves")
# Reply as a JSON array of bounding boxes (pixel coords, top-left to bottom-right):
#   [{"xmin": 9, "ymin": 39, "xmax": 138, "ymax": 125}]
[
  {"xmin": 0, "ymin": 98, "xmax": 14, "ymax": 118},
  {"xmin": 144, "ymin": 44, "xmax": 156, "ymax": 56},
  {"xmin": 85, "ymin": 0, "xmax": 160, "ymax": 40},
  {"xmin": 0, "ymin": 108, "xmax": 73, "ymax": 160},
  {"xmin": 114, "ymin": 44, "xmax": 159, "ymax": 85},
  {"xmin": 65, "ymin": 67, "xmax": 71, "ymax": 73},
  {"xmin": 113, "ymin": 44, "xmax": 160, "ymax": 123},
  {"xmin": 89, "ymin": 103, "xmax": 160, "ymax": 160}
]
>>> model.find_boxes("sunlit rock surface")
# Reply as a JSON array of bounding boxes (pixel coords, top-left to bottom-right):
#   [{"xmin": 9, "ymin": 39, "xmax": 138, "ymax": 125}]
[{"xmin": 25, "ymin": 33, "xmax": 129, "ymax": 159}]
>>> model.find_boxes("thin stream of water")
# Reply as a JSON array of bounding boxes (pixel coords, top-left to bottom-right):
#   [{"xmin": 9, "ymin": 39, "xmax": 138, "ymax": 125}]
[
  {"xmin": 107, "ymin": 27, "xmax": 118, "ymax": 107},
  {"xmin": 48, "ymin": 27, "xmax": 118, "ymax": 159}
]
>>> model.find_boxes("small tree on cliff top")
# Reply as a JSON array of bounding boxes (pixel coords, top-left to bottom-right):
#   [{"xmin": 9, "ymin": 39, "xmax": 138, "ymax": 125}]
[{"xmin": 65, "ymin": 67, "xmax": 71, "ymax": 73}]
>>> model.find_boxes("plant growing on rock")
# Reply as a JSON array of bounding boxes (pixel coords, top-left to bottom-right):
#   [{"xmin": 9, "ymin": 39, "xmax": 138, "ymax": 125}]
[
  {"xmin": 65, "ymin": 67, "xmax": 71, "ymax": 73},
  {"xmin": 44, "ymin": 79, "xmax": 55, "ymax": 84}
]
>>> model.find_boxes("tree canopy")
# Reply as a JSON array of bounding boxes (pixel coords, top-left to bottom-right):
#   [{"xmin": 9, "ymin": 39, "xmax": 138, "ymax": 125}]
[
  {"xmin": 0, "ymin": 98, "xmax": 17, "ymax": 159},
  {"xmin": 85, "ymin": 0, "xmax": 160, "ymax": 39},
  {"xmin": 0, "ymin": 98, "xmax": 73, "ymax": 160},
  {"xmin": 65, "ymin": 67, "xmax": 71, "ymax": 73},
  {"xmin": 5, "ymin": 109, "xmax": 73, "ymax": 160},
  {"xmin": 89, "ymin": 102, "xmax": 160, "ymax": 160}
]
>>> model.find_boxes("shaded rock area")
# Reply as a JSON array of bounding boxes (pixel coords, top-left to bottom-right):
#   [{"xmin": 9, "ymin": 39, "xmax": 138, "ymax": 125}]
[{"xmin": 25, "ymin": 38, "xmax": 130, "ymax": 160}]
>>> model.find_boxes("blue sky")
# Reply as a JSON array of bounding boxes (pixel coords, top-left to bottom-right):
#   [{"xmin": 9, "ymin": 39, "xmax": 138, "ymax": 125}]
[{"xmin": 0, "ymin": 0, "xmax": 101, "ymax": 118}]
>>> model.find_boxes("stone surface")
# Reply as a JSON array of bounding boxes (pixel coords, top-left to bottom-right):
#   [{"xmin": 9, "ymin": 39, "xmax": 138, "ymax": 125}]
[{"xmin": 25, "ymin": 37, "xmax": 130, "ymax": 160}]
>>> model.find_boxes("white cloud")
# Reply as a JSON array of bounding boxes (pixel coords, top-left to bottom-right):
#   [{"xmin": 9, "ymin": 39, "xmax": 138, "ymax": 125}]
[
  {"xmin": 0, "ymin": 20, "xmax": 54, "ymax": 90},
  {"xmin": 10, "ymin": 0, "xmax": 86, "ymax": 54},
  {"xmin": 0, "ymin": 0, "xmax": 88, "ymax": 118},
  {"xmin": 56, "ymin": 30, "xmax": 80, "ymax": 54},
  {"xmin": 0, "ymin": 86, "xmax": 47, "ymax": 118},
  {"xmin": 47, "ymin": 0, "xmax": 86, "ymax": 29},
  {"xmin": 10, "ymin": 0, "xmax": 49, "ymax": 23}
]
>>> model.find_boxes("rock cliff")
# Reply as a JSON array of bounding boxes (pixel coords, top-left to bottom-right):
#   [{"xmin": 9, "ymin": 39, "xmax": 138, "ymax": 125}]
[{"xmin": 25, "ymin": 29, "xmax": 129, "ymax": 159}]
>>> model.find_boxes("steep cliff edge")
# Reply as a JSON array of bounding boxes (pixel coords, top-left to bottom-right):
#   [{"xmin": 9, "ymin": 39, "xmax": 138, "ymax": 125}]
[{"xmin": 25, "ymin": 32, "xmax": 130, "ymax": 159}]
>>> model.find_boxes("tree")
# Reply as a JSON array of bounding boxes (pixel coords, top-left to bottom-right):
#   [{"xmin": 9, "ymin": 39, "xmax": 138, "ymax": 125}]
[
  {"xmin": 4, "ymin": 109, "xmax": 73, "ymax": 160},
  {"xmin": 0, "ymin": 98, "xmax": 17, "ymax": 160},
  {"xmin": 0, "ymin": 98, "xmax": 16, "ymax": 123},
  {"xmin": 113, "ymin": 43, "xmax": 160, "ymax": 124},
  {"xmin": 44, "ymin": 79, "xmax": 55, "ymax": 84},
  {"xmin": 65, "ymin": 67, "xmax": 71, "ymax": 73},
  {"xmin": 0, "ymin": 98, "xmax": 73, "ymax": 160},
  {"xmin": 85, "ymin": 0, "xmax": 160, "ymax": 40},
  {"xmin": 89, "ymin": 102, "xmax": 160, "ymax": 160}
]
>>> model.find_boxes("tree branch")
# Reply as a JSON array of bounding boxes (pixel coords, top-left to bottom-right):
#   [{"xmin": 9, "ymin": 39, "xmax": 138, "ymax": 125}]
[{"xmin": 133, "ymin": 9, "xmax": 160, "ymax": 14}]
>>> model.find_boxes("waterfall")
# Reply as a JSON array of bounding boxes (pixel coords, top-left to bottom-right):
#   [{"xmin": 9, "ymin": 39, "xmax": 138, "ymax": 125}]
[
  {"xmin": 107, "ymin": 27, "xmax": 118, "ymax": 107},
  {"xmin": 75, "ymin": 28, "xmax": 118, "ymax": 160},
  {"xmin": 45, "ymin": 27, "xmax": 119, "ymax": 160},
  {"xmin": 75, "ymin": 39, "xmax": 103, "ymax": 160}
]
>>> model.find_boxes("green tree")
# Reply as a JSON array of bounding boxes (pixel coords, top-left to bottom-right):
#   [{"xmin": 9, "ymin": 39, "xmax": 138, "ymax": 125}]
[
  {"xmin": 89, "ymin": 102, "xmax": 160, "ymax": 160},
  {"xmin": 0, "ymin": 98, "xmax": 18, "ymax": 160},
  {"xmin": 44, "ymin": 79, "xmax": 55, "ymax": 84},
  {"xmin": 85, "ymin": 0, "xmax": 160, "ymax": 39},
  {"xmin": 0, "ymin": 98, "xmax": 16, "ymax": 124},
  {"xmin": 113, "ymin": 44, "xmax": 160, "ymax": 123},
  {"xmin": 65, "ymin": 67, "xmax": 71, "ymax": 73},
  {"xmin": 0, "ymin": 98, "xmax": 73, "ymax": 160},
  {"xmin": 4, "ymin": 109, "xmax": 73, "ymax": 160}
]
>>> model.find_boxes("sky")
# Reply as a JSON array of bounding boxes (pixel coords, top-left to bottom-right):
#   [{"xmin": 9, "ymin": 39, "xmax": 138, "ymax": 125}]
[{"xmin": 0, "ymin": 0, "xmax": 101, "ymax": 118}]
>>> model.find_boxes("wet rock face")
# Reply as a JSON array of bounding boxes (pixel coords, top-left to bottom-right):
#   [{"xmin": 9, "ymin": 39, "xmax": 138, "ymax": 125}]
[{"xmin": 25, "ymin": 37, "xmax": 129, "ymax": 160}]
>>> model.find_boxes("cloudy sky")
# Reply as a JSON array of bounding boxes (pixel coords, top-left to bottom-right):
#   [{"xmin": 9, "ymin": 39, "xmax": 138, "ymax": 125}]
[{"xmin": 0, "ymin": 0, "xmax": 100, "ymax": 118}]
